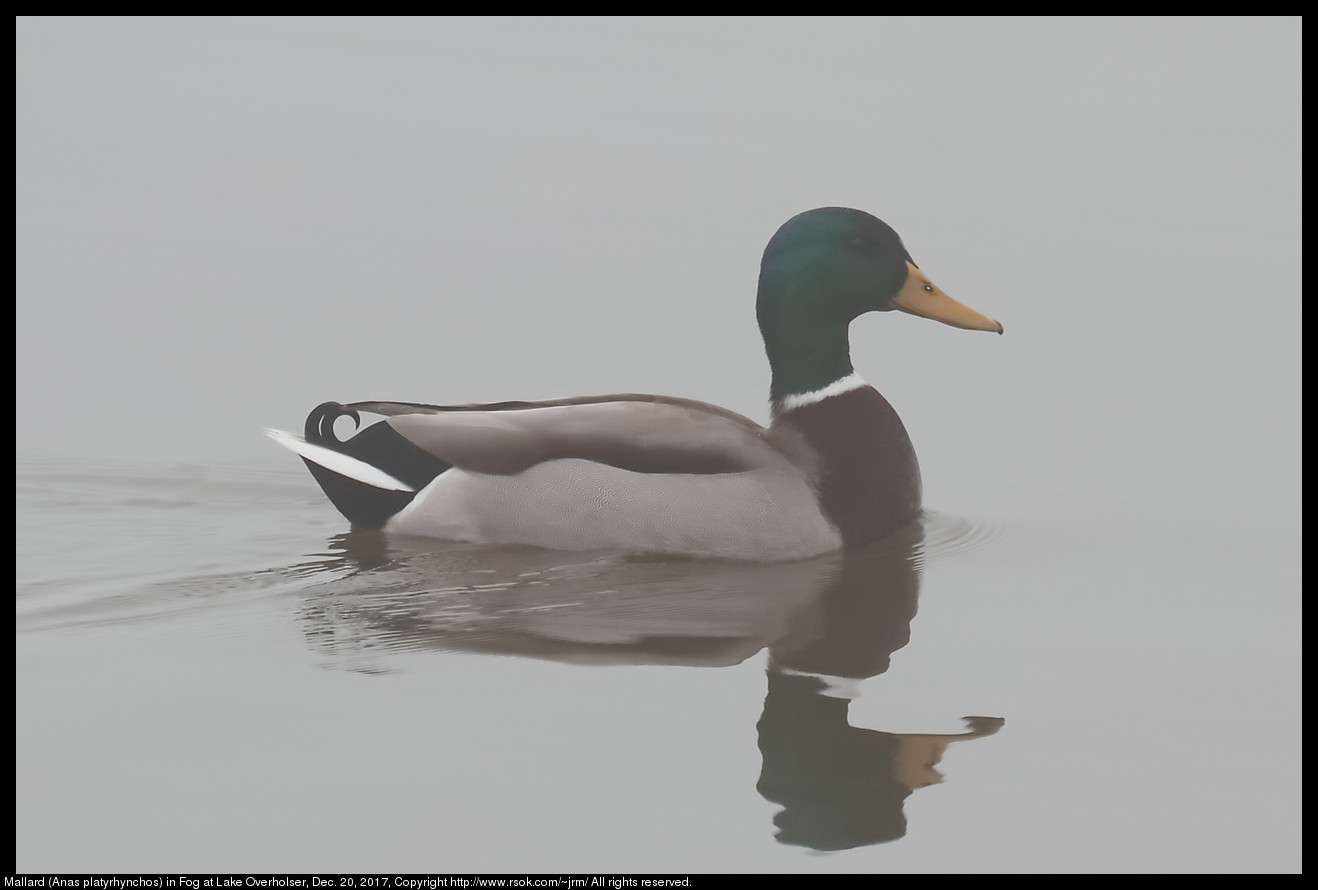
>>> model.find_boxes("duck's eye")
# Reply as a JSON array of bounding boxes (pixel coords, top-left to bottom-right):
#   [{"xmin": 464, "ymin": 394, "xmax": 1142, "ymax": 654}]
[{"xmin": 921, "ymin": 282, "xmax": 934, "ymax": 293}]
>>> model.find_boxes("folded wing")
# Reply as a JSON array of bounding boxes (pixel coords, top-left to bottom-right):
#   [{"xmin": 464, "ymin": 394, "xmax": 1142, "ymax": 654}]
[{"xmin": 274, "ymin": 395, "xmax": 840, "ymax": 559}]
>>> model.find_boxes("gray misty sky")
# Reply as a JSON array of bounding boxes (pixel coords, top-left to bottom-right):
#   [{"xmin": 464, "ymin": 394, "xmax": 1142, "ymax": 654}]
[
  {"xmin": 16, "ymin": 17, "xmax": 1300, "ymax": 483},
  {"xmin": 14, "ymin": 19, "xmax": 1303, "ymax": 871}
]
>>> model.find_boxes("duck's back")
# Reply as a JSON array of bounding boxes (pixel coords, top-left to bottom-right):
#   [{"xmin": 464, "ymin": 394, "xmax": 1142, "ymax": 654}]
[{"xmin": 289, "ymin": 395, "xmax": 845, "ymax": 561}]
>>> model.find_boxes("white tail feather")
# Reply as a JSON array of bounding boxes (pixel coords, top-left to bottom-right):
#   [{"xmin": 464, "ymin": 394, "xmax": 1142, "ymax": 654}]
[{"xmin": 265, "ymin": 429, "xmax": 415, "ymax": 492}]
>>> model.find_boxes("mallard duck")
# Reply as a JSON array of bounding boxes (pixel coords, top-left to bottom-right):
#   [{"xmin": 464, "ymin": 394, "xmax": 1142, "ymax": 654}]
[{"xmin": 268, "ymin": 207, "xmax": 1002, "ymax": 561}]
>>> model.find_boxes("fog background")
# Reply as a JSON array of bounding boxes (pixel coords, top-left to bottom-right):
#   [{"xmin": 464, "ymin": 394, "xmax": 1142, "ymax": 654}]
[
  {"xmin": 18, "ymin": 17, "xmax": 1299, "ymax": 475},
  {"xmin": 16, "ymin": 17, "xmax": 1301, "ymax": 873}
]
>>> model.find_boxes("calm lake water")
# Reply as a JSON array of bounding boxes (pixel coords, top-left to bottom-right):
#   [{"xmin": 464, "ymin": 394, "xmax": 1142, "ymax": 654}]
[
  {"xmin": 17, "ymin": 16, "xmax": 1299, "ymax": 875},
  {"xmin": 15, "ymin": 424, "xmax": 1300, "ymax": 872}
]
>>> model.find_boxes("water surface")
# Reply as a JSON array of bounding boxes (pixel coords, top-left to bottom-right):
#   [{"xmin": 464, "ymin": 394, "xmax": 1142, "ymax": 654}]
[{"xmin": 16, "ymin": 16, "xmax": 1300, "ymax": 873}]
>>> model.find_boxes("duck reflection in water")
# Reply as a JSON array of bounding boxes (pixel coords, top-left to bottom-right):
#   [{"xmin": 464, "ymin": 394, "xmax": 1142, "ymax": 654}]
[
  {"xmin": 757, "ymin": 521, "xmax": 1004, "ymax": 849},
  {"xmin": 758, "ymin": 672, "xmax": 1003, "ymax": 849},
  {"xmin": 292, "ymin": 518, "xmax": 1003, "ymax": 850}
]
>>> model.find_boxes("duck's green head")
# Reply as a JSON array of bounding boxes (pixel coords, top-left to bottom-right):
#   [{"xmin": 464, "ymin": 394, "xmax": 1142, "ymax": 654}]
[{"xmin": 757, "ymin": 207, "xmax": 1002, "ymax": 401}]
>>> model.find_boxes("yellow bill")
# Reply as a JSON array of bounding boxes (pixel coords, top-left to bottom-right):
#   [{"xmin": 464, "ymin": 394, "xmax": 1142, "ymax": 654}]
[{"xmin": 892, "ymin": 262, "xmax": 1003, "ymax": 334}]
